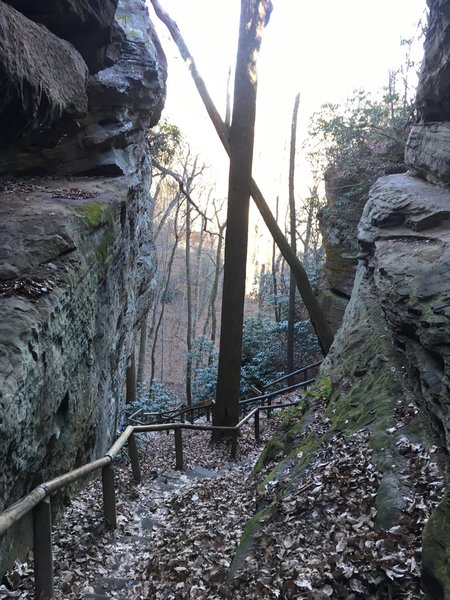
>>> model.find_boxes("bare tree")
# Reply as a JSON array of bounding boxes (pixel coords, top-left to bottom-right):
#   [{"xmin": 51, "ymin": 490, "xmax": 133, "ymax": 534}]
[
  {"xmin": 150, "ymin": 202, "xmax": 182, "ymax": 386},
  {"xmin": 150, "ymin": 0, "xmax": 333, "ymax": 354},
  {"xmin": 271, "ymin": 196, "xmax": 281, "ymax": 322},
  {"xmin": 212, "ymin": 0, "xmax": 272, "ymax": 431}
]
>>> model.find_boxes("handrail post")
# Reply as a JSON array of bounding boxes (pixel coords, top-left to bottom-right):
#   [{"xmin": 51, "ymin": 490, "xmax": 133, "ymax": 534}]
[
  {"xmin": 102, "ymin": 463, "xmax": 116, "ymax": 529},
  {"xmin": 33, "ymin": 497, "xmax": 53, "ymax": 600},
  {"xmin": 231, "ymin": 430, "xmax": 238, "ymax": 459},
  {"xmin": 206, "ymin": 406, "xmax": 210, "ymax": 422},
  {"xmin": 267, "ymin": 397, "xmax": 272, "ymax": 419},
  {"xmin": 254, "ymin": 409, "xmax": 260, "ymax": 441},
  {"xmin": 128, "ymin": 432, "xmax": 141, "ymax": 483},
  {"xmin": 175, "ymin": 428, "xmax": 183, "ymax": 470}
]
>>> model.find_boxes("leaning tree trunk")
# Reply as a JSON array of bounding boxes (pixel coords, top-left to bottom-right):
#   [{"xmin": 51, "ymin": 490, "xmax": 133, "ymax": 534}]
[
  {"xmin": 272, "ymin": 196, "xmax": 281, "ymax": 323},
  {"xmin": 212, "ymin": 0, "xmax": 271, "ymax": 432},
  {"xmin": 150, "ymin": 0, "xmax": 333, "ymax": 354},
  {"xmin": 287, "ymin": 93, "xmax": 300, "ymax": 384}
]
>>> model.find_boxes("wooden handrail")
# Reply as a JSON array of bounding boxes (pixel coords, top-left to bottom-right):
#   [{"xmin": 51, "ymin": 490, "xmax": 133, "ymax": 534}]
[
  {"xmin": 129, "ymin": 399, "xmax": 215, "ymax": 425},
  {"xmin": 44, "ymin": 457, "xmax": 111, "ymax": 496},
  {"xmin": 0, "ymin": 398, "xmax": 300, "ymax": 535},
  {"xmin": 107, "ymin": 425, "xmax": 134, "ymax": 459},
  {"xmin": 0, "ymin": 487, "xmax": 47, "ymax": 538},
  {"xmin": 240, "ymin": 378, "xmax": 316, "ymax": 406},
  {"xmin": 261, "ymin": 359, "xmax": 323, "ymax": 390},
  {"xmin": 0, "ymin": 395, "xmax": 306, "ymax": 599}
]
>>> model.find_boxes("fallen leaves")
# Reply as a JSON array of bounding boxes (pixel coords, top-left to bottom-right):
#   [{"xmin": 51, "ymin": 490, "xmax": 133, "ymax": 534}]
[
  {"xmin": 0, "ymin": 277, "xmax": 54, "ymax": 300},
  {"xmin": 0, "ymin": 407, "xmax": 444, "ymax": 600},
  {"xmin": 230, "ymin": 424, "xmax": 445, "ymax": 599}
]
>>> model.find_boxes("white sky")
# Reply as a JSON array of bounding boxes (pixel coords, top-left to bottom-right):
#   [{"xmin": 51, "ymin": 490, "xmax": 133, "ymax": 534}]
[
  {"xmin": 147, "ymin": 0, "xmax": 428, "ymax": 272},
  {"xmin": 149, "ymin": 0, "xmax": 427, "ymax": 185}
]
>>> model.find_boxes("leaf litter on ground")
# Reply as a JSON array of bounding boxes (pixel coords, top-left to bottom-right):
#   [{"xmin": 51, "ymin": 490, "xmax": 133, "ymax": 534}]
[{"xmin": 0, "ymin": 397, "xmax": 445, "ymax": 599}]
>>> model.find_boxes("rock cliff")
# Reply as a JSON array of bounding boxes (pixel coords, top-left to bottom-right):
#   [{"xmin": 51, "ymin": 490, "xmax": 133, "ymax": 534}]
[
  {"xmin": 235, "ymin": 1, "xmax": 449, "ymax": 597},
  {"xmin": 318, "ymin": 147, "xmax": 407, "ymax": 336},
  {"xmin": 0, "ymin": 0, "xmax": 166, "ymax": 572}
]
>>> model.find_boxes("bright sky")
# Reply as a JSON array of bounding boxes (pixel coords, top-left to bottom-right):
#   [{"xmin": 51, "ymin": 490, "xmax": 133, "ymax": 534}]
[
  {"xmin": 147, "ymin": 0, "xmax": 427, "ymax": 273},
  {"xmin": 149, "ymin": 0, "xmax": 427, "ymax": 187}
]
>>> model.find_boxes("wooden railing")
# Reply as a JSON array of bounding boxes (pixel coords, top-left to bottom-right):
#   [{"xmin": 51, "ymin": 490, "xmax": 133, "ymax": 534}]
[
  {"xmin": 0, "ymin": 363, "xmax": 320, "ymax": 599},
  {"xmin": 128, "ymin": 398, "xmax": 214, "ymax": 426},
  {"xmin": 261, "ymin": 359, "xmax": 323, "ymax": 391}
]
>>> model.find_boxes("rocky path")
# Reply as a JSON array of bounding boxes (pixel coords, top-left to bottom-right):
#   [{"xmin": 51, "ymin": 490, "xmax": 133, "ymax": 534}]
[
  {"xmin": 0, "ymin": 407, "xmax": 445, "ymax": 599},
  {"xmin": 0, "ymin": 415, "xmax": 281, "ymax": 600}
]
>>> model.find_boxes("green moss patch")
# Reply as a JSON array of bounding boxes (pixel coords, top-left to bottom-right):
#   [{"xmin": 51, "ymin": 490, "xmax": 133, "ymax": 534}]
[
  {"xmin": 227, "ymin": 506, "xmax": 271, "ymax": 581},
  {"xmin": 95, "ymin": 227, "xmax": 116, "ymax": 269},
  {"xmin": 324, "ymin": 367, "xmax": 398, "ymax": 438},
  {"xmin": 254, "ymin": 401, "xmax": 311, "ymax": 474},
  {"xmin": 421, "ymin": 493, "xmax": 450, "ymax": 599},
  {"xmin": 74, "ymin": 201, "xmax": 111, "ymax": 228}
]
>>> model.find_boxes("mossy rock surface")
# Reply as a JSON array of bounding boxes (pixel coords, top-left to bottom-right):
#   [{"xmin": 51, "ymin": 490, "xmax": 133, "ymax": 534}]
[
  {"xmin": 74, "ymin": 201, "xmax": 111, "ymax": 228},
  {"xmin": 71, "ymin": 201, "xmax": 117, "ymax": 272},
  {"xmin": 75, "ymin": 201, "xmax": 111, "ymax": 228},
  {"xmin": 421, "ymin": 493, "xmax": 450, "ymax": 600},
  {"xmin": 230, "ymin": 266, "xmax": 446, "ymax": 593}
]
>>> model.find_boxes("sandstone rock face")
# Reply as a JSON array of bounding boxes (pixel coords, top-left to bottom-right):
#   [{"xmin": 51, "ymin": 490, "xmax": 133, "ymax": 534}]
[
  {"xmin": 0, "ymin": 0, "xmax": 166, "ymax": 177},
  {"xmin": 415, "ymin": 0, "xmax": 450, "ymax": 122},
  {"xmin": 0, "ymin": 2, "xmax": 89, "ymax": 146},
  {"xmin": 331, "ymin": 172, "xmax": 450, "ymax": 599},
  {"xmin": 405, "ymin": 0, "xmax": 450, "ymax": 186},
  {"xmin": 0, "ymin": 0, "xmax": 165, "ymax": 574},
  {"xmin": 406, "ymin": 123, "xmax": 450, "ymax": 185},
  {"xmin": 4, "ymin": 0, "xmax": 118, "ymax": 72},
  {"xmin": 306, "ymin": 0, "xmax": 450, "ymax": 593},
  {"xmin": 318, "ymin": 170, "xmax": 368, "ymax": 333},
  {"xmin": 358, "ymin": 174, "xmax": 450, "ymax": 454}
]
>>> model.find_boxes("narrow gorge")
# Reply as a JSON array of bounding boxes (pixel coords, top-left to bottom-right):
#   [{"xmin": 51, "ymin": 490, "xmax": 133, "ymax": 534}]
[{"xmin": 0, "ymin": 0, "xmax": 448, "ymax": 599}]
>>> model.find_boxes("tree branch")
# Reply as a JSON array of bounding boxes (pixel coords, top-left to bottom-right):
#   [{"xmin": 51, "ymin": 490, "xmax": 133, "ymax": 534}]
[
  {"xmin": 152, "ymin": 158, "xmax": 214, "ymax": 233},
  {"xmin": 149, "ymin": 0, "xmax": 333, "ymax": 354}
]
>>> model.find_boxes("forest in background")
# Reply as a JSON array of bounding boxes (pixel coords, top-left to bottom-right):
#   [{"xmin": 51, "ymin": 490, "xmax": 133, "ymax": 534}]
[{"xmin": 127, "ymin": 15, "xmax": 425, "ymax": 419}]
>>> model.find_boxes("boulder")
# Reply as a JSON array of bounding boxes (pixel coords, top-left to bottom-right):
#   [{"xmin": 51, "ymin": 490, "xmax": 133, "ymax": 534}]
[{"xmin": 406, "ymin": 122, "xmax": 450, "ymax": 185}]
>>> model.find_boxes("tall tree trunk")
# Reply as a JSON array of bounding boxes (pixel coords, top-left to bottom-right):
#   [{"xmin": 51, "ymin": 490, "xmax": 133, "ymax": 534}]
[
  {"xmin": 225, "ymin": 66, "xmax": 232, "ymax": 128},
  {"xmin": 272, "ymin": 196, "xmax": 280, "ymax": 322},
  {"xmin": 185, "ymin": 199, "xmax": 193, "ymax": 411},
  {"xmin": 150, "ymin": 205, "xmax": 181, "ymax": 387},
  {"xmin": 126, "ymin": 352, "xmax": 137, "ymax": 405},
  {"xmin": 150, "ymin": 0, "xmax": 333, "ymax": 354},
  {"xmin": 304, "ymin": 202, "xmax": 314, "ymax": 259},
  {"xmin": 209, "ymin": 222, "xmax": 225, "ymax": 363},
  {"xmin": 287, "ymin": 93, "xmax": 300, "ymax": 384},
  {"xmin": 137, "ymin": 310, "xmax": 149, "ymax": 386},
  {"xmin": 213, "ymin": 0, "xmax": 271, "ymax": 432},
  {"xmin": 192, "ymin": 216, "xmax": 206, "ymax": 339},
  {"xmin": 160, "ymin": 314, "xmax": 164, "ymax": 381}
]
